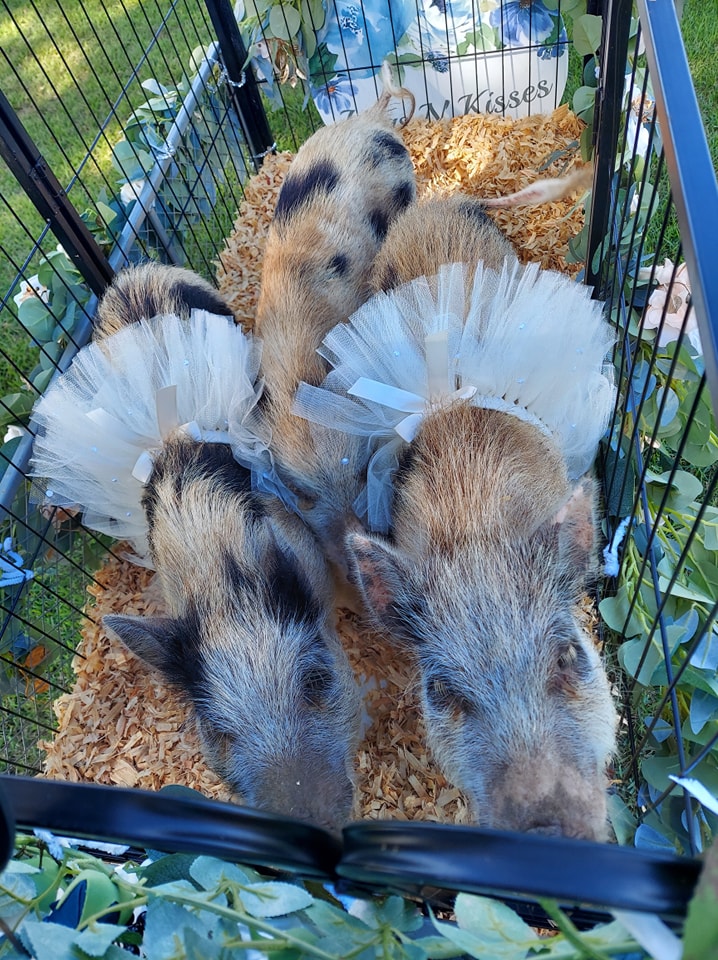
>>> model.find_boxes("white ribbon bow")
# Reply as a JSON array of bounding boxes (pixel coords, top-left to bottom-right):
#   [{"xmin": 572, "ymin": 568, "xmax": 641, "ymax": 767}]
[
  {"xmin": 86, "ymin": 384, "xmax": 230, "ymax": 485},
  {"xmin": 347, "ymin": 330, "xmax": 476, "ymax": 442}
]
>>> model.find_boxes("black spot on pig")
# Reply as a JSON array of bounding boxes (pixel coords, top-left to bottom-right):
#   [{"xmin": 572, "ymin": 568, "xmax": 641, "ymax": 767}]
[
  {"xmin": 143, "ymin": 442, "xmax": 262, "ymax": 531},
  {"xmin": 268, "ymin": 544, "xmax": 321, "ymax": 625},
  {"xmin": 274, "ymin": 161, "xmax": 341, "ymax": 222},
  {"xmin": 328, "ymin": 253, "xmax": 349, "ymax": 277},
  {"xmin": 391, "ymin": 181, "xmax": 415, "ymax": 214},
  {"xmin": 171, "ymin": 280, "xmax": 234, "ymax": 317},
  {"xmin": 369, "ymin": 208, "xmax": 390, "ymax": 240},
  {"xmin": 366, "ymin": 132, "xmax": 411, "ymax": 167},
  {"xmin": 457, "ymin": 200, "xmax": 491, "ymax": 226}
]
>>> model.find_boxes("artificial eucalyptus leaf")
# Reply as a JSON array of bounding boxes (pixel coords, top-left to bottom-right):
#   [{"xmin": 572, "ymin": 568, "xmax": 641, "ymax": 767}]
[
  {"xmin": 18, "ymin": 297, "xmax": 55, "ymax": 341},
  {"xmin": 572, "ymin": 14, "xmax": 603, "ymax": 56},
  {"xmin": 599, "ymin": 587, "xmax": 643, "ymax": 638},
  {"xmin": 656, "ymin": 385, "xmax": 680, "ymax": 429},
  {"xmin": 350, "ymin": 895, "xmax": 423, "ymax": 932},
  {"xmin": 618, "ymin": 635, "xmax": 665, "ymax": 686},
  {"xmin": 19, "ymin": 920, "xmax": 80, "ymax": 960},
  {"xmin": 0, "ymin": 393, "xmax": 35, "ymax": 429},
  {"xmin": 241, "ymin": 881, "xmax": 314, "ymax": 918},
  {"xmin": 689, "ymin": 688, "xmax": 718, "ymax": 735},
  {"xmin": 32, "ymin": 368, "xmax": 54, "ymax": 394},
  {"xmin": 410, "ymin": 936, "xmax": 465, "ymax": 958},
  {"xmin": 301, "ymin": 0, "xmax": 324, "ymax": 32},
  {"xmin": 74, "ymin": 923, "xmax": 127, "ymax": 957},
  {"xmin": 634, "ymin": 822, "xmax": 677, "ymax": 851},
  {"xmin": 658, "ymin": 574, "xmax": 713, "ymax": 606},
  {"xmin": 454, "ymin": 893, "xmax": 536, "ymax": 946},
  {"xmin": 142, "ymin": 898, "xmax": 216, "ymax": 960},
  {"xmin": 302, "ymin": 24, "xmax": 317, "ymax": 58},
  {"xmin": 689, "ymin": 628, "xmax": 718, "ymax": 672},
  {"xmin": 189, "ymin": 854, "xmax": 258, "ymax": 890},
  {"xmin": 572, "ymin": 84, "xmax": 595, "ymax": 116},
  {"xmin": 269, "ymin": 3, "xmax": 302, "ymax": 41},
  {"xmin": 138, "ymin": 852, "xmax": 198, "ymax": 888}
]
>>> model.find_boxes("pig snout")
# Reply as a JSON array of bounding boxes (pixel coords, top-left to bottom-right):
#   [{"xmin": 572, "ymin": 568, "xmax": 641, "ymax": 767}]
[
  {"xmin": 478, "ymin": 753, "xmax": 611, "ymax": 842},
  {"xmin": 424, "ymin": 707, "xmax": 614, "ymax": 843},
  {"xmin": 248, "ymin": 756, "xmax": 355, "ymax": 834}
]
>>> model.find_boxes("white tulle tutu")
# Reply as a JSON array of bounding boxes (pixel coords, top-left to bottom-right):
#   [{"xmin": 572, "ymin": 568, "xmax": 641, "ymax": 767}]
[
  {"xmin": 294, "ymin": 261, "xmax": 616, "ymax": 533},
  {"xmin": 30, "ymin": 310, "xmax": 291, "ymax": 560}
]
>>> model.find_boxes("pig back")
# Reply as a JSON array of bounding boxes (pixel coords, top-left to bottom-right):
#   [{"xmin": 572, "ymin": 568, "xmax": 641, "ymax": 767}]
[
  {"xmin": 392, "ymin": 402, "xmax": 570, "ymax": 557},
  {"xmin": 371, "ymin": 194, "xmax": 517, "ymax": 294}
]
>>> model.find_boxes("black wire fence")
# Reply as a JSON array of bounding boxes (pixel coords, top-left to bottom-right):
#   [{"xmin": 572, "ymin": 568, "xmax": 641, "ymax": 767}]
[{"xmin": 0, "ymin": 0, "xmax": 717, "ymax": 894}]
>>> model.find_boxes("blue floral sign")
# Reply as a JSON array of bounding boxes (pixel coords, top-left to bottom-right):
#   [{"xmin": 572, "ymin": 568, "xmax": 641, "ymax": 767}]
[{"xmin": 239, "ymin": 0, "xmax": 568, "ymax": 123}]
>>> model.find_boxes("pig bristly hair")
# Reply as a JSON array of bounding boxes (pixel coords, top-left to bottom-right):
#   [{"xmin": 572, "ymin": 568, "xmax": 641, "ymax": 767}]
[
  {"xmin": 91, "ymin": 262, "xmax": 234, "ymax": 341},
  {"xmin": 30, "ymin": 265, "xmax": 362, "ymax": 830},
  {"xmin": 103, "ymin": 436, "xmax": 362, "ymax": 830},
  {"xmin": 255, "ymin": 80, "xmax": 417, "ymax": 573},
  {"xmin": 346, "ymin": 407, "xmax": 617, "ymax": 840}
]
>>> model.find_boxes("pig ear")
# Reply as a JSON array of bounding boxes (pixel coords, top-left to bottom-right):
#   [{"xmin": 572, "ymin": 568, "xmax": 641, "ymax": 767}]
[
  {"xmin": 103, "ymin": 614, "xmax": 177, "ymax": 672},
  {"xmin": 552, "ymin": 475, "xmax": 597, "ymax": 583},
  {"xmin": 345, "ymin": 532, "xmax": 415, "ymax": 641}
]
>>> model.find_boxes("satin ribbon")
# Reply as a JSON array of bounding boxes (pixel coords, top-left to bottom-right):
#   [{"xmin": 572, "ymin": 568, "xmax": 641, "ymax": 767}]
[
  {"xmin": 86, "ymin": 385, "xmax": 230, "ymax": 485},
  {"xmin": 347, "ymin": 331, "xmax": 476, "ymax": 443}
]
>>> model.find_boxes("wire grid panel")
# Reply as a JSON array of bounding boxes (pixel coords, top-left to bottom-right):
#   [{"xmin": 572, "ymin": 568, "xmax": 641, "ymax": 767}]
[
  {"xmin": 594, "ymin": 1, "xmax": 718, "ymax": 856},
  {"xmin": 0, "ymin": 0, "xmax": 255, "ymax": 772}
]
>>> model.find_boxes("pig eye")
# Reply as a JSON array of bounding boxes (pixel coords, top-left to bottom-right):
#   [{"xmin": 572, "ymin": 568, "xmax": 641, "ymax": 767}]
[
  {"xmin": 553, "ymin": 639, "xmax": 591, "ymax": 692},
  {"xmin": 426, "ymin": 677, "xmax": 473, "ymax": 718},
  {"xmin": 301, "ymin": 666, "xmax": 335, "ymax": 708},
  {"xmin": 557, "ymin": 643, "xmax": 579, "ymax": 671}
]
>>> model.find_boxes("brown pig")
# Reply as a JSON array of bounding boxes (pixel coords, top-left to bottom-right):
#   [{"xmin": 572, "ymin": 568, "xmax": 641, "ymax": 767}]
[
  {"xmin": 347, "ymin": 405, "xmax": 617, "ymax": 839},
  {"xmin": 255, "ymin": 71, "xmax": 417, "ymax": 574}
]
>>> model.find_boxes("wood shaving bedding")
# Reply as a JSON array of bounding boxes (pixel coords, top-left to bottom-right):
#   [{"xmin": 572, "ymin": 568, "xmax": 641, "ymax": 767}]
[{"xmin": 42, "ymin": 107, "xmax": 595, "ymax": 824}]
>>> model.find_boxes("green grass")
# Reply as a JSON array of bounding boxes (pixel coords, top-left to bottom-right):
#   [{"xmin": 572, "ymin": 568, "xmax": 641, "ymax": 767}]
[
  {"xmin": 0, "ymin": 0, "xmax": 215, "ymax": 395},
  {"xmin": 681, "ymin": 0, "xmax": 718, "ymax": 167},
  {"xmin": 642, "ymin": 0, "xmax": 718, "ymax": 261}
]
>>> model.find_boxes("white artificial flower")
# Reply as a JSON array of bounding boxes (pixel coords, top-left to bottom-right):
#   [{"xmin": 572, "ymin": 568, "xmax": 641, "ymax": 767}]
[{"xmin": 120, "ymin": 178, "xmax": 147, "ymax": 205}]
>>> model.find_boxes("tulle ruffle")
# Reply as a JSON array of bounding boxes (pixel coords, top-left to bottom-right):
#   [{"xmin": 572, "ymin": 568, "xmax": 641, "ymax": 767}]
[
  {"xmin": 294, "ymin": 261, "xmax": 615, "ymax": 533},
  {"xmin": 30, "ymin": 310, "xmax": 293, "ymax": 560}
]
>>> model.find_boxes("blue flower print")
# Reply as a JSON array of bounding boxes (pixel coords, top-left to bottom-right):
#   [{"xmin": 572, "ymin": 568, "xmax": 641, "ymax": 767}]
[
  {"xmin": 311, "ymin": 75, "xmax": 359, "ymax": 116},
  {"xmin": 490, "ymin": 0, "xmax": 556, "ymax": 48},
  {"xmin": 537, "ymin": 19, "xmax": 568, "ymax": 60},
  {"xmin": 320, "ymin": 0, "xmax": 414, "ymax": 72}
]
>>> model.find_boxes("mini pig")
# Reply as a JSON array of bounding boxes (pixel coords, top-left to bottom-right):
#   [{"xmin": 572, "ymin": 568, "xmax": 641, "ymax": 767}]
[
  {"xmin": 255, "ymin": 70, "xmax": 417, "ymax": 573},
  {"xmin": 371, "ymin": 194, "xmax": 518, "ymax": 294},
  {"xmin": 348, "ymin": 407, "xmax": 617, "ymax": 840},
  {"xmin": 294, "ymin": 198, "xmax": 617, "ymax": 838},
  {"xmin": 31, "ymin": 263, "xmax": 361, "ymax": 832},
  {"xmin": 371, "ymin": 164, "xmax": 593, "ymax": 293}
]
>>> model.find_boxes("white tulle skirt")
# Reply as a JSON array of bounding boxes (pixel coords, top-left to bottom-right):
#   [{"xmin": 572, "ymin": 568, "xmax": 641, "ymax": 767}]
[
  {"xmin": 294, "ymin": 261, "xmax": 616, "ymax": 533},
  {"xmin": 30, "ymin": 310, "xmax": 286, "ymax": 560}
]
